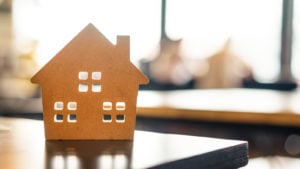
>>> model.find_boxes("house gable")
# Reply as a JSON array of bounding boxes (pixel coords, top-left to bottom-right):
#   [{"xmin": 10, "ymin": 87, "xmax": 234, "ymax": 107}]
[
  {"xmin": 31, "ymin": 24, "xmax": 149, "ymax": 100},
  {"xmin": 32, "ymin": 23, "xmax": 148, "ymax": 86},
  {"xmin": 31, "ymin": 24, "xmax": 111, "ymax": 83}
]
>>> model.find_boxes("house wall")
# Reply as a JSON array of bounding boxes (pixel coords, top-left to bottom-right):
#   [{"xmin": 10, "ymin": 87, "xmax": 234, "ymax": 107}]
[{"xmin": 40, "ymin": 70, "xmax": 139, "ymax": 140}]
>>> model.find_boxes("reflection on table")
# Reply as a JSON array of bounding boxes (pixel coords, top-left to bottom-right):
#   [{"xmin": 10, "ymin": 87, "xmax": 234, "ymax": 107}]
[
  {"xmin": 0, "ymin": 117, "xmax": 248, "ymax": 169},
  {"xmin": 46, "ymin": 140, "xmax": 132, "ymax": 169}
]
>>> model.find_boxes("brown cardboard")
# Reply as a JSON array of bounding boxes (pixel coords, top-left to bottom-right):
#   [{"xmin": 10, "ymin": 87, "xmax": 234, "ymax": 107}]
[{"xmin": 31, "ymin": 23, "xmax": 149, "ymax": 140}]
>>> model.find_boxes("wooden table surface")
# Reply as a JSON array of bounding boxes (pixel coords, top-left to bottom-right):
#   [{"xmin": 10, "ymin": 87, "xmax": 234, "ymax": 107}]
[
  {"xmin": 0, "ymin": 117, "xmax": 248, "ymax": 169},
  {"xmin": 1, "ymin": 89, "xmax": 300, "ymax": 127},
  {"xmin": 137, "ymin": 89, "xmax": 300, "ymax": 127}
]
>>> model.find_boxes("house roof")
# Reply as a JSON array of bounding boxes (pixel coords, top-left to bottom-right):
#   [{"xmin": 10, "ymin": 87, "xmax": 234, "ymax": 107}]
[{"xmin": 31, "ymin": 23, "xmax": 149, "ymax": 85}]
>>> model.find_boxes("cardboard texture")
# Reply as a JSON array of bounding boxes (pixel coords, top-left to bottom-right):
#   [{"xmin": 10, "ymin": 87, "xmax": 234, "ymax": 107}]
[{"xmin": 31, "ymin": 23, "xmax": 149, "ymax": 140}]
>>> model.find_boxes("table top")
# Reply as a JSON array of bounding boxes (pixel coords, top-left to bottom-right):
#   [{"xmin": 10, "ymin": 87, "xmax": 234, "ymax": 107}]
[
  {"xmin": 0, "ymin": 117, "xmax": 248, "ymax": 169},
  {"xmin": 1, "ymin": 88, "xmax": 300, "ymax": 127},
  {"xmin": 137, "ymin": 89, "xmax": 300, "ymax": 127}
]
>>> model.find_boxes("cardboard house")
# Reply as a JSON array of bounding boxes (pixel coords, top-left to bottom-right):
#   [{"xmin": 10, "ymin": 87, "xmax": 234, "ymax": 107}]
[{"xmin": 31, "ymin": 23, "xmax": 149, "ymax": 140}]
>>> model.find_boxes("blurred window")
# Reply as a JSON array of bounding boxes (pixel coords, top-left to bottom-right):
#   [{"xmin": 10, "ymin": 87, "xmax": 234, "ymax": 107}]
[
  {"xmin": 165, "ymin": 0, "xmax": 282, "ymax": 82},
  {"xmin": 13, "ymin": 0, "xmax": 161, "ymax": 66},
  {"xmin": 13, "ymin": 0, "xmax": 299, "ymax": 84},
  {"xmin": 292, "ymin": 0, "xmax": 300, "ymax": 79}
]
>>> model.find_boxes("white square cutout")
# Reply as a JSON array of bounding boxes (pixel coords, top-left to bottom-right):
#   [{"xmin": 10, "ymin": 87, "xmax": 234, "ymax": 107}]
[
  {"xmin": 68, "ymin": 114, "xmax": 77, "ymax": 123},
  {"xmin": 79, "ymin": 84, "xmax": 88, "ymax": 92},
  {"xmin": 103, "ymin": 102, "xmax": 112, "ymax": 110},
  {"xmin": 103, "ymin": 114, "xmax": 112, "ymax": 123},
  {"xmin": 116, "ymin": 114, "xmax": 125, "ymax": 123},
  {"xmin": 78, "ymin": 71, "xmax": 88, "ymax": 80},
  {"xmin": 92, "ymin": 72, "xmax": 101, "ymax": 80},
  {"xmin": 54, "ymin": 102, "xmax": 63, "ymax": 110},
  {"xmin": 92, "ymin": 84, "xmax": 101, "ymax": 92},
  {"xmin": 116, "ymin": 102, "xmax": 126, "ymax": 111},
  {"xmin": 68, "ymin": 102, "xmax": 77, "ymax": 110},
  {"xmin": 54, "ymin": 114, "xmax": 63, "ymax": 122}
]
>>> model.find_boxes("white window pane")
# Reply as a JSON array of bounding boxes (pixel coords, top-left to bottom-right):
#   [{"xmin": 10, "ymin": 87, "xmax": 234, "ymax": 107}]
[
  {"xmin": 78, "ymin": 71, "xmax": 88, "ymax": 80},
  {"xmin": 92, "ymin": 72, "xmax": 101, "ymax": 80},
  {"xmin": 92, "ymin": 84, "xmax": 101, "ymax": 92},
  {"xmin": 54, "ymin": 102, "xmax": 64, "ymax": 110},
  {"xmin": 103, "ymin": 102, "xmax": 112, "ymax": 110},
  {"xmin": 68, "ymin": 102, "xmax": 77, "ymax": 110},
  {"xmin": 116, "ymin": 102, "xmax": 126, "ymax": 111},
  {"xmin": 78, "ymin": 84, "xmax": 88, "ymax": 92}
]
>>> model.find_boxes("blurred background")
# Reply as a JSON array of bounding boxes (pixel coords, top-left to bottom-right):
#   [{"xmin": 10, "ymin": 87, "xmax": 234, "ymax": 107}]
[
  {"xmin": 1, "ymin": 0, "xmax": 300, "ymax": 97},
  {"xmin": 1, "ymin": 0, "xmax": 300, "ymax": 168}
]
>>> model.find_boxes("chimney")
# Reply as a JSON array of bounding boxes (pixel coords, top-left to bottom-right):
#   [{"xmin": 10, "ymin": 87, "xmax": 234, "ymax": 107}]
[{"xmin": 116, "ymin": 36, "xmax": 130, "ymax": 61}]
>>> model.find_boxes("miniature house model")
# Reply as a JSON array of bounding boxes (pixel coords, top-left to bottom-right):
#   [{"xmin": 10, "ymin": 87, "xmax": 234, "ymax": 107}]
[{"xmin": 31, "ymin": 24, "xmax": 149, "ymax": 140}]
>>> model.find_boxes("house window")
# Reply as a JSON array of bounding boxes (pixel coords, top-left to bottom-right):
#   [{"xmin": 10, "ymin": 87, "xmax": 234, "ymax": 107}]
[
  {"xmin": 92, "ymin": 84, "xmax": 101, "ymax": 92},
  {"xmin": 68, "ymin": 102, "xmax": 77, "ymax": 110},
  {"xmin": 54, "ymin": 114, "xmax": 63, "ymax": 122},
  {"xmin": 78, "ymin": 84, "xmax": 88, "ymax": 92},
  {"xmin": 92, "ymin": 72, "xmax": 101, "ymax": 80},
  {"xmin": 103, "ymin": 102, "xmax": 112, "ymax": 110},
  {"xmin": 116, "ymin": 114, "xmax": 125, "ymax": 123},
  {"xmin": 78, "ymin": 71, "xmax": 88, "ymax": 80},
  {"xmin": 68, "ymin": 114, "xmax": 77, "ymax": 123},
  {"xmin": 53, "ymin": 101, "xmax": 77, "ymax": 123},
  {"xmin": 78, "ymin": 71, "xmax": 102, "ymax": 93},
  {"xmin": 54, "ymin": 102, "xmax": 64, "ymax": 110},
  {"xmin": 116, "ymin": 102, "xmax": 126, "ymax": 111},
  {"xmin": 103, "ymin": 114, "xmax": 112, "ymax": 123}
]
